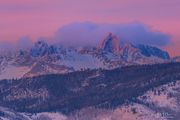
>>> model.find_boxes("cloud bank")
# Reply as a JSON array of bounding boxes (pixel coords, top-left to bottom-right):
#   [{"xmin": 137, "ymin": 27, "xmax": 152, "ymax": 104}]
[
  {"xmin": 0, "ymin": 22, "xmax": 171, "ymax": 52},
  {"xmin": 54, "ymin": 22, "xmax": 171, "ymax": 47}
]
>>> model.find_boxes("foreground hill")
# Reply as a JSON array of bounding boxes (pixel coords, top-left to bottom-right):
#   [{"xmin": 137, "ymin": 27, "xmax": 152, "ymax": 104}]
[
  {"xmin": 0, "ymin": 62, "xmax": 179, "ymax": 115},
  {"xmin": 1, "ymin": 79, "xmax": 180, "ymax": 120}
]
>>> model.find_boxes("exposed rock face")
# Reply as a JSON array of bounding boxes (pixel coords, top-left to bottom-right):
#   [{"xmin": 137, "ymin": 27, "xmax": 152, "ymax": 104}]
[{"xmin": 99, "ymin": 33, "xmax": 121, "ymax": 54}]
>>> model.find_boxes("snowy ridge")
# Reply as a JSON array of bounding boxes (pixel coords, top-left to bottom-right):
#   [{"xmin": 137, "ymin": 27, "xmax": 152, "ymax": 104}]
[{"xmin": 0, "ymin": 33, "xmax": 172, "ymax": 80}]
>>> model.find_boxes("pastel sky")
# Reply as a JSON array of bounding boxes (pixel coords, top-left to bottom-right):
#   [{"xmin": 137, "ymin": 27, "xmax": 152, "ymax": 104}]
[{"xmin": 0, "ymin": 0, "xmax": 180, "ymax": 56}]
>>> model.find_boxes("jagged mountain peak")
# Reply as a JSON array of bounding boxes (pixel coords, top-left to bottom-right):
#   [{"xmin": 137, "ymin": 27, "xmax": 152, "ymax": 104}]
[
  {"xmin": 30, "ymin": 40, "xmax": 61, "ymax": 57},
  {"xmin": 30, "ymin": 40, "xmax": 49, "ymax": 57},
  {"xmin": 35, "ymin": 40, "xmax": 49, "ymax": 49},
  {"xmin": 137, "ymin": 44, "xmax": 170, "ymax": 59},
  {"xmin": 99, "ymin": 32, "xmax": 121, "ymax": 53}
]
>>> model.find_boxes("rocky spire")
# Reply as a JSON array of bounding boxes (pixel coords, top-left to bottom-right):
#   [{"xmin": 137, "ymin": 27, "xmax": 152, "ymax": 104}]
[{"xmin": 99, "ymin": 32, "xmax": 121, "ymax": 53}]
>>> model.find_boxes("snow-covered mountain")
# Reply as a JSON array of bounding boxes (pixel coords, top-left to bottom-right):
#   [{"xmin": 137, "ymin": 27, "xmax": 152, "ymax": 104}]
[{"xmin": 0, "ymin": 33, "xmax": 172, "ymax": 80}]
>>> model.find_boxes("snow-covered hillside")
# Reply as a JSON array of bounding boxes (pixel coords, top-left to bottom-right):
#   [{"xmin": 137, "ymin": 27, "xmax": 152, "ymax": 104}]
[{"xmin": 1, "ymin": 79, "xmax": 180, "ymax": 120}]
